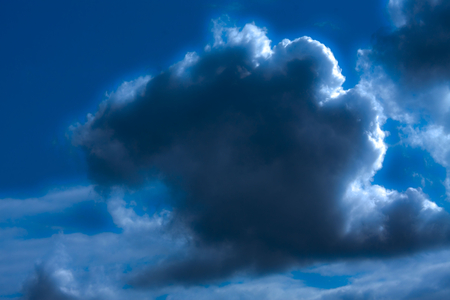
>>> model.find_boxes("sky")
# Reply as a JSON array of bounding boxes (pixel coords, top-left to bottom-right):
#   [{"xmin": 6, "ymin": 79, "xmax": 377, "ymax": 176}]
[{"xmin": 2, "ymin": 0, "xmax": 450, "ymax": 299}]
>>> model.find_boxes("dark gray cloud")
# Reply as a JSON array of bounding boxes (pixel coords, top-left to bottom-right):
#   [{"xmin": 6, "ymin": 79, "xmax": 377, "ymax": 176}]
[
  {"xmin": 371, "ymin": 0, "xmax": 450, "ymax": 87},
  {"xmin": 20, "ymin": 266, "xmax": 77, "ymax": 300},
  {"xmin": 71, "ymin": 22, "xmax": 450, "ymax": 287},
  {"xmin": 358, "ymin": 0, "xmax": 450, "ymax": 126}
]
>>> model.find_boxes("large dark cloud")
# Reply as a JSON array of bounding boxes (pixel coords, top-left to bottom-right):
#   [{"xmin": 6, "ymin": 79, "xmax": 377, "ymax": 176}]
[{"xmin": 71, "ymin": 22, "xmax": 450, "ymax": 286}]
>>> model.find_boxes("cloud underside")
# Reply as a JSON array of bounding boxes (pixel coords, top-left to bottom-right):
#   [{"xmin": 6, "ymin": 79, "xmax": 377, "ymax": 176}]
[{"xmin": 67, "ymin": 17, "xmax": 450, "ymax": 288}]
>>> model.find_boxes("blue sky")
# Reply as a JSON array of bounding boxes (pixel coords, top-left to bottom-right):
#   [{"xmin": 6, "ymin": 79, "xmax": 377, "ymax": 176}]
[{"xmin": 3, "ymin": 0, "xmax": 450, "ymax": 299}]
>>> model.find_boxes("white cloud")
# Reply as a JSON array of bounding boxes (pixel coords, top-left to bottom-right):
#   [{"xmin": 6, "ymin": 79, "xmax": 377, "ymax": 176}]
[
  {"xmin": 106, "ymin": 188, "xmax": 171, "ymax": 232},
  {"xmin": 106, "ymin": 75, "xmax": 152, "ymax": 107},
  {"xmin": 211, "ymin": 17, "xmax": 273, "ymax": 62}
]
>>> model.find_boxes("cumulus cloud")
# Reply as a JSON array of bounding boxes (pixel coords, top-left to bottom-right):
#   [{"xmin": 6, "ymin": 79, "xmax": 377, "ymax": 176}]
[
  {"xmin": 374, "ymin": 0, "xmax": 450, "ymax": 87},
  {"xmin": 6, "ymin": 6, "xmax": 450, "ymax": 297},
  {"xmin": 68, "ymin": 18, "xmax": 450, "ymax": 287},
  {"xmin": 359, "ymin": 0, "xmax": 450, "ymax": 196},
  {"xmin": 358, "ymin": 0, "xmax": 450, "ymax": 120}
]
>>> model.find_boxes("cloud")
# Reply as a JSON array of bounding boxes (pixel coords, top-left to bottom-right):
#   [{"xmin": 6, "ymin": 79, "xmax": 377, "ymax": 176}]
[
  {"xmin": 402, "ymin": 125, "xmax": 450, "ymax": 198},
  {"xmin": 138, "ymin": 249, "xmax": 450, "ymax": 300},
  {"xmin": 20, "ymin": 265, "xmax": 77, "ymax": 300},
  {"xmin": 357, "ymin": 0, "xmax": 450, "ymax": 123},
  {"xmin": 106, "ymin": 188, "xmax": 171, "ymax": 232},
  {"xmin": 0, "ymin": 194, "xmax": 179, "ymax": 299},
  {"xmin": 68, "ymin": 18, "xmax": 450, "ymax": 287},
  {"xmin": 358, "ymin": 0, "xmax": 450, "ymax": 197},
  {"xmin": 373, "ymin": 0, "xmax": 450, "ymax": 86},
  {"xmin": 11, "ymin": 243, "xmax": 450, "ymax": 299},
  {"xmin": 0, "ymin": 186, "xmax": 99, "ymax": 222},
  {"xmin": 2, "ymin": 2, "xmax": 450, "ymax": 298}
]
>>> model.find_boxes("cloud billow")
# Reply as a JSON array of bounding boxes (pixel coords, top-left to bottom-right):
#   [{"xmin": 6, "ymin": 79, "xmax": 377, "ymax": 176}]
[
  {"xmin": 358, "ymin": 0, "xmax": 450, "ymax": 199},
  {"xmin": 374, "ymin": 0, "xmax": 450, "ymax": 85},
  {"xmin": 359, "ymin": 0, "xmax": 450, "ymax": 122},
  {"xmin": 70, "ymin": 21, "xmax": 450, "ymax": 286}
]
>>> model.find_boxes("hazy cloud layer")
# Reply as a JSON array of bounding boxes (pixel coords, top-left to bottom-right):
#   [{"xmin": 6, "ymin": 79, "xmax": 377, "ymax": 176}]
[
  {"xmin": 0, "ymin": 186, "xmax": 98, "ymax": 222},
  {"xmin": 69, "ymin": 20, "xmax": 450, "ymax": 287},
  {"xmin": 15, "ymin": 245, "xmax": 450, "ymax": 300}
]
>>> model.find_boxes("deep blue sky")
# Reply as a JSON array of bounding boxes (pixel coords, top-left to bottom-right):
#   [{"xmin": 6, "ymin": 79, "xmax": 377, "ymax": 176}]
[{"xmin": 0, "ymin": 0, "xmax": 388, "ymax": 197}]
